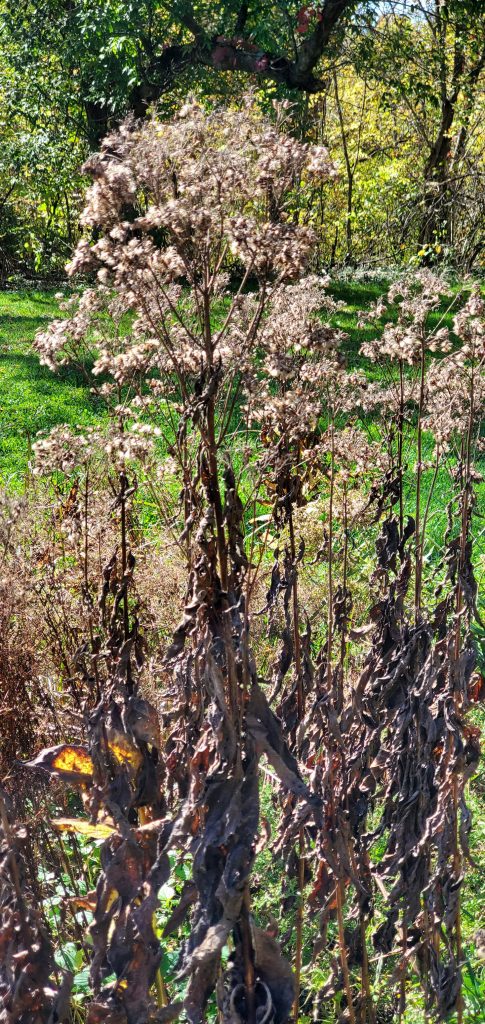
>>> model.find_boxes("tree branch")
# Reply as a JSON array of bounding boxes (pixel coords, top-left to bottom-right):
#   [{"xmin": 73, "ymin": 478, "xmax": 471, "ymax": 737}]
[
  {"xmin": 177, "ymin": 5, "xmax": 205, "ymax": 42},
  {"xmin": 293, "ymin": 0, "xmax": 352, "ymax": 81},
  {"xmin": 234, "ymin": 2, "xmax": 250, "ymax": 36},
  {"xmin": 140, "ymin": 0, "xmax": 355, "ymax": 100}
]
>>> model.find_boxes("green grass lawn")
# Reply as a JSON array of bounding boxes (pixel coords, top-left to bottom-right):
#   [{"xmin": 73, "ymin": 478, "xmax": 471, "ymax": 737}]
[
  {"xmin": 0, "ymin": 289, "xmax": 104, "ymax": 485},
  {"xmin": 0, "ymin": 279, "xmax": 468, "ymax": 478},
  {"xmin": 1, "ymin": 281, "xmax": 483, "ymax": 579}
]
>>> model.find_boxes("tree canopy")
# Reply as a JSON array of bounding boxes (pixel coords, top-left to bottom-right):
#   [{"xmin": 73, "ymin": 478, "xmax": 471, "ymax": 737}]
[{"xmin": 0, "ymin": 0, "xmax": 483, "ymax": 277}]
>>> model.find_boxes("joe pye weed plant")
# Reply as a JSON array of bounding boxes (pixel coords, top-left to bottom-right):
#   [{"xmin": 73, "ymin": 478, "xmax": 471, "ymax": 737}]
[{"xmin": 0, "ymin": 100, "xmax": 484, "ymax": 1024}]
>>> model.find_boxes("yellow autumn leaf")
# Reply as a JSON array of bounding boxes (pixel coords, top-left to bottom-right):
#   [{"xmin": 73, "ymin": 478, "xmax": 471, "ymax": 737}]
[
  {"xmin": 52, "ymin": 817, "xmax": 116, "ymax": 839},
  {"xmin": 25, "ymin": 744, "xmax": 94, "ymax": 782},
  {"xmin": 52, "ymin": 746, "xmax": 94, "ymax": 777},
  {"xmin": 107, "ymin": 733, "xmax": 143, "ymax": 771}
]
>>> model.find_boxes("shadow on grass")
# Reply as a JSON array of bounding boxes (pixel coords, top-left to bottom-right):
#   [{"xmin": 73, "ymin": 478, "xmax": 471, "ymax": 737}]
[
  {"xmin": 0, "ymin": 313, "xmax": 55, "ymax": 337},
  {"xmin": 0, "ymin": 347, "xmax": 104, "ymax": 399},
  {"xmin": 327, "ymin": 279, "xmax": 387, "ymax": 307},
  {"xmin": 328, "ymin": 278, "xmax": 471, "ymax": 372}
]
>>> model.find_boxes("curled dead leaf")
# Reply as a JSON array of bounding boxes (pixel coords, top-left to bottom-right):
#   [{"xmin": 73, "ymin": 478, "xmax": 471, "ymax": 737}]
[{"xmin": 24, "ymin": 744, "xmax": 94, "ymax": 784}]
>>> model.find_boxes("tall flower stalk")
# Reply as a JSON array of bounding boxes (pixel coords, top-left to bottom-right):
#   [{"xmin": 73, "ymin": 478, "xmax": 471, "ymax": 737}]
[{"xmin": 31, "ymin": 100, "xmax": 338, "ymax": 1024}]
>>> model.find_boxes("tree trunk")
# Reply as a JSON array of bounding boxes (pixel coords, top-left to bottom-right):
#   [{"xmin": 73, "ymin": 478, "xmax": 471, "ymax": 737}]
[
  {"xmin": 84, "ymin": 100, "xmax": 110, "ymax": 147},
  {"xmin": 418, "ymin": 98, "xmax": 455, "ymax": 249}
]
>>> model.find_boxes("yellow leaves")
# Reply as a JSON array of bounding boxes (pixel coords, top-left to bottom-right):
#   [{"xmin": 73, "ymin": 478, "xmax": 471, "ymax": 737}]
[
  {"xmin": 107, "ymin": 732, "xmax": 143, "ymax": 771},
  {"xmin": 51, "ymin": 746, "xmax": 94, "ymax": 776},
  {"xmin": 52, "ymin": 817, "xmax": 116, "ymax": 840},
  {"xmin": 25, "ymin": 744, "xmax": 94, "ymax": 784},
  {"xmin": 51, "ymin": 814, "xmax": 165, "ymax": 843},
  {"xmin": 25, "ymin": 730, "xmax": 145, "ymax": 787}
]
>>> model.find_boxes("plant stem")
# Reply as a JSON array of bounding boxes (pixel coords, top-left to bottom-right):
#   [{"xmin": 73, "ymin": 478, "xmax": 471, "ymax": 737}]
[
  {"xmin": 398, "ymin": 360, "xmax": 404, "ymax": 539},
  {"xmin": 414, "ymin": 343, "xmax": 426, "ymax": 621},
  {"xmin": 327, "ymin": 417, "xmax": 355, "ymax": 1024},
  {"xmin": 120, "ymin": 471, "xmax": 130, "ymax": 646},
  {"xmin": 339, "ymin": 479, "xmax": 349, "ymax": 709},
  {"xmin": 288, "ymin": 504, "xmax": 306, "ymax": 1023},
  {"xmin": 327, "ymin": 418, "xmax": 335, "ymax": 689},
  {"xmin": 241, "ymin": 887, "xmax": 257, "ymax": 1024},
  {"xmin": 451, "ymin": 359, "xmax": 475, "ymax": 1024},
  {"xmin": 398, "ymin": 919, "xmax": 407, "ymax": 1023},
  {"xmin": 360, "ymin": 910, "xmax": 375, "ymax": 1024},
  {"xmin": 336, "ymin": 880, "xmax": 356, "ymax": 1024},
  {"xmin": 138, "ymin": 807, "xmax": 170, "ymax": 1008}
]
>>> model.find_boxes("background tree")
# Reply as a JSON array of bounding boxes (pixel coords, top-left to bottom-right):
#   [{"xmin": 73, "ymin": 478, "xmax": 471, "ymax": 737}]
[
  {"xmin": 353, "ymin": 0, "xmax": 485, "ymax": 258},
  {"xmin": 1, "ymin": 0, "xmax": 362, "ymax": 142},
  {"xmin": 0, "ymin": 0, "xmax": 483, "ymax": 277}
]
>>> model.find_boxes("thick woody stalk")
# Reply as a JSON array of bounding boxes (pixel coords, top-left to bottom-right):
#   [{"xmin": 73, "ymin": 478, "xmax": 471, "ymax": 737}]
[
  {"xmin": 327, "ymin": 417, "xmax": 356, "ymax": 1024},
  {"xmin": 288, "ymin": 506, "xmax": 306, "ymax": 1023},
  {"xmin": 414, "ymin": 341, "xmax": 426, "ymax": 620},
  {"xmin": 451, "ymin": 361, "xmax": 475, "ymax": 1024}
]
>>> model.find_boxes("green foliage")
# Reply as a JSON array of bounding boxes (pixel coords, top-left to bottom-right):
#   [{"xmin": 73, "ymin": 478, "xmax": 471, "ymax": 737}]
[{"xmin": 0, "ymin": 1, "xmax": 483, "ymax": 275}]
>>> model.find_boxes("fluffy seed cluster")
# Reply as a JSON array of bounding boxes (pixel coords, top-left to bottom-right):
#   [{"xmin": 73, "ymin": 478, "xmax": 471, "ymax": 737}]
[
  {"xmin": 424, "ymin": 286, "xmax": 485, "ymax": 448},
  {"xmin": 33, "ymin": 100, "xmax": 341, "ymax": 472},
  {"xmin": 360, "ymin": 270, "xmax": 453, "ymax": 364}
]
